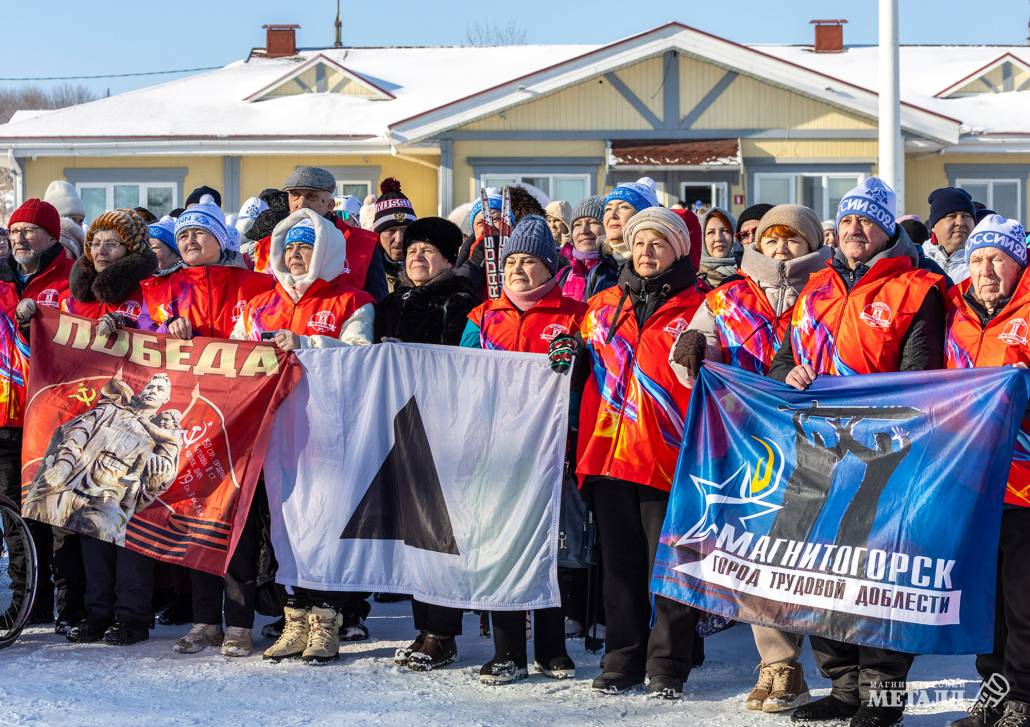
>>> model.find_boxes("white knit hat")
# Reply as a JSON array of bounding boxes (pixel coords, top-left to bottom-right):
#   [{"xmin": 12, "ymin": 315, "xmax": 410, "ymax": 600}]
[{"xmin": 44, "ymin": 180, "xmax": 86, "ymax": 219}]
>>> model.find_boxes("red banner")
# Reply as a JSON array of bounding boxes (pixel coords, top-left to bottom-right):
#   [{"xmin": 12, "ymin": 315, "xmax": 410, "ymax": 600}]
[{"xmin": 19, "ymin": 309, "xmax": 300, "ymax": 575}]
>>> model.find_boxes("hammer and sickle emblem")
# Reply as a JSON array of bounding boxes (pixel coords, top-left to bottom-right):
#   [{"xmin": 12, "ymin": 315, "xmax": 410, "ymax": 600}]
[{"xmin": 69, "ymin": 383, "xmax": 97, "ymax": 406}]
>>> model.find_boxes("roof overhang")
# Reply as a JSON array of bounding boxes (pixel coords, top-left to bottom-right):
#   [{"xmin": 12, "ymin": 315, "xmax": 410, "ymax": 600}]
[
  {"xmin": 609, "ymin": 138, "xmax": 741, "ymax": 168},
  {"xmin": 0, "ymin": 136, "xmax": 396, "ymax": 157},
  {"xmin": 389, "ymin": 22, "xmax": 961, "ymax": 146}
]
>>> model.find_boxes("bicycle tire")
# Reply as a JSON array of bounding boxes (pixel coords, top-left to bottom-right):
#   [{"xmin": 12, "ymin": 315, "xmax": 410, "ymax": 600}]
[{"xmin": 0, "ymin": 503, "xmax": 38, "ymax": 649}]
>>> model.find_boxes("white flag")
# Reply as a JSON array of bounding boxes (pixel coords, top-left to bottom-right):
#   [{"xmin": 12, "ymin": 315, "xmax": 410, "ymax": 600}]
[{"xmin": 265, "ymin": 342, "xmax": 569, "ymax": 610}]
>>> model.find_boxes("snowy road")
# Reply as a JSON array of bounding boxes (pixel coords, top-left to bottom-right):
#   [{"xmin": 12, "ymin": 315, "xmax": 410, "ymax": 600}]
[{"xmin": 0, "ymin": 602, "xmax": 978, "ymax": 726}]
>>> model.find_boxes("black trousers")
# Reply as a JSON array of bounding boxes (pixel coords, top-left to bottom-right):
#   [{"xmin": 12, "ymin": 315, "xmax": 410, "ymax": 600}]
[
  {"xmin": 410, "ymin": 599, "xmax": 463, "ymax": 636},
  {"xmin": 589, "ymin": 476, "xmax": 698, "ymax": 680},
  {"xmin": 291, "ymin": 588, "xmax": 371, "ymax": 621},
  {"xmin": 81, "ymin": 536, "xmax": 154, "ymax": 626},
  {"xmin": 489, "ymin": 607, "xmax": 566, "ymax": 666},
  {"xmin": 976, "ymin": 507, "xmax": 1030, "ymax": 704},
  {"xmin": 558, "ymin": 565, "xmax": 605, "ymax": 629},
  {"xmin": 810, "ymin": 636, "xmax": 915, "ymax": 704}
]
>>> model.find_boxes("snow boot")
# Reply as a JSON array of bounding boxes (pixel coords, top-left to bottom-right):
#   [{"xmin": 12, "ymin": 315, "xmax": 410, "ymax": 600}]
[
  {"xmin": 103, "ymin": 621, "xmax": 149, "ymax": 646},
  {"xmin": 302, "ymin": 606, "xmax": 342, "ymax": 665},
  {"xmin": 262, "ymin": 606, "xmax": 310, "ymax": 662},
  {"xmin": 535, "ymin": 654, "xmax": 575, "ymax": 679},
  {"xmin": 647, "ymin": 674, "xmax": 684, "ymax": 701},
  {"xmin": 792, "ymin": 695, "xmax": 860, "ymax": 723},
  {"xmin": 339, "ymin": 616, "xmax": 368, "ymax": 642},
  {"xmin": 394, "ymin": 631, "xmax": 426, "ymax": 666},
  {"xmin": 764, "ymin": 661, "xmax": 810, "ymax": 713},
  {"xmin": 221, "ymin": 626, "xmax": 253, "ymax": 657},
  {"xmin": 406, "ymin": 634, "xmax": 458, "ymax": 672},
  {"xmin": 948, "ymin": 705, "xmax": 1003, "ymax": 727},
  {"xmin": 997, "ymin": 701, "xmax": 1030, "ymax": 727},
  {"xmin": 747, "ymin": 663, "xmax": 775, "ymax": 710},
  {"xmin": 66, "ymin": 618, "xmax": 111, "ymax": 643},
  {"xmin": 261, "ymin": 616, "xmax": 285, "ymax": 640},
  {"xmin": 479, "ymin": 658, "xmax": 528, "ymax": 685},
  {"xmin": 591, "ymin": 671, "xmax": 645, "ymax": 694},
  {"xmin": 849, "ymin": 704, "xmax": 904, "ymax": 727},
  {"xmin": 173, "ymin": 623, "xmax": 224, "ymax": 654}
]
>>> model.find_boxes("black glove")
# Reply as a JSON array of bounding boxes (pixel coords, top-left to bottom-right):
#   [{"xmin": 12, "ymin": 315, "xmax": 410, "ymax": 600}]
[
  {"xmin": 671, "ymin": 329, "xmax": 708, "ymax": 378},
  {"xmin": 548, "ymin": 334, "xmax": 579, "ymax": 374}
]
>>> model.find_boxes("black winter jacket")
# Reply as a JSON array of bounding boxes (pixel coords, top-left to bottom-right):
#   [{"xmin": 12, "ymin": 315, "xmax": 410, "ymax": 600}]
[{"xmin": 373, "ymin": 270, "xmax": 480, "ymax": 346}]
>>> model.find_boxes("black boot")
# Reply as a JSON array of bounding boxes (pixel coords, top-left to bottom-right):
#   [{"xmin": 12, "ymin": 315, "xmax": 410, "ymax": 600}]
[
  {"xmin": 948, "ymin": 698, "xmax": 1004, "ymax": 726},
  {"xmin": 67, "ymin": 619, "xmax": 112, "ymax": 643},
  {"xmin": 479, "ymin": 657, "xmax": 528, "ymax": 685},
  {"xmin": 591, "ymin": 671, "xmax": 645, "ymax": 694},
  {"xmin": 996, "ymin": 701, "xmax": 1030, "ymax": 727},
  {"xmin": 849, "ymin": 705, "xmax": 904, "ymax": 727},
  {"xmin": 648, "ymin": 674, "xmax": 684, "ymax": 700},
  {"xmin": 792, "ymin": 695, "xmax": 860, "ymax": 722},
  {"xmin": 156, "ymin": 596, "xmax": 192, "ymax": 626},
  {"xmin": 535, "ymin": 654, "xmax": 575, "ymax": 680},
  {"xmin": 102, "ymin": 621, "xmax": 149, "ymax": 646}
]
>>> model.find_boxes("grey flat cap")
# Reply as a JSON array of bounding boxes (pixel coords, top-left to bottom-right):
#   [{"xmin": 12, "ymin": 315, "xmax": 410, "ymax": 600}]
[{"xmin": 282, "ymin": 166, "xmax": 336, "ymax": 193}]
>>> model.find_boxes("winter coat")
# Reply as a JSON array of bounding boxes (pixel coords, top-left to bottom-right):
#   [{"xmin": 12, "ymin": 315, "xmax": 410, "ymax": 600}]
[
  {"xmin": 461, "ymin": 282, "xmax": 587, "ymax": 352},
  {"xmin": 0, "ymin": 242, "xmax": 73, "ymax": 307},
  {"xmin": 373, "ymin": 270, "xmax": 480, "ymax": 346},
  {"xmin": 557, "ymin": 251, "xmax": 620, "ymax": 303},
  {"xmin": 61, "ymin": 244, "xmax": 158, "ymax": 330},
  {"xmin": 922, "ymin": 239, "xmax": 969, "ymax": 285},
  {"xmin": 232, "ymin": 209, "xmax": 375, "ymax": 347}
]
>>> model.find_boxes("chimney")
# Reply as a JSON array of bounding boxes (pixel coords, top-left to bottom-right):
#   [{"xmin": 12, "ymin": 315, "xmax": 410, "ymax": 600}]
[
  {"xmin": 263, "ymin": 24, "xmax": 300, "ymax": 58},
  {"xmin": 810, "ymin": 19, "xmax": 847, "ymax": 53}
]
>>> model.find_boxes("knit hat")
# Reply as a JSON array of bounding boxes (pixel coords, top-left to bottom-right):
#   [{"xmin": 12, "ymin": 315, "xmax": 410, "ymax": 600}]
[
  {"xmin": 284, "ymin": 218, "xmax": 317, "ymax": 247},
  {"xmin": 964, "ymin": 214, "xmax": 1028, "ymax": 268},
  {"xmin": 60, "ymin": 217, "xmax": 85, "ymax": 258},
  {"xmin": 544, "ymin": 200, "xmax": 572, "ymax": 230},
  {"xmin": 85, "ymin": 208, "xmax": 149, "ymax": 262},
  {"xmin": 604, "ymin": 180, "xmax": 659, "ymax": 213},
  {"xmin": 174, "ymin": 194, "xmax": 230, "ymax": 250},
  {"xmin": 927, "ymin": 187, "xmax": 975, "ymax": 230},
  {"xmin": 9, "ymin": 198, "xmax": 61, "ymax": 241},
  {"xmin": 500, "ymin": 215, "xmax": 559, "ymax": 276},
  {"xmin": 836, "ymin": 177, "xmax": 897, "ymax": 238},
  {"xmin": 373, "ymin": 178, "xmax": 416, "ymax": 233},
  {"xmin": 148, "ymin": 215, "xmax": 178, "ymax": 254},
  {"xmin": 43, "ymin": 180, "xmax": 86, "ymax": 219},
  {"xmin": 571, "ymin": 196, "xmax": 605, "ymax": 225},
  {"xmin": 623, "ymin": 207, "xmax": 691, "ymax": 261},
  {"xmin": 282, "ymin": 166, "xmax": 335, "ymax": 193},
  {"xmin": 185, "ymin": 185, "xmax": 222, "ymax": 209},
  {"xmin": 403, "ymin": 217, "xmax": 463, "ymax": 264},
  {"xmin": 738, "ymin": 203, "xmax": 775, "ymax": 229},
  {"xmin": 897, "ymin": 216, "xmax": 930, "ymax": 245},
  {"xmin": 754, "ymin": 204, "xmax": 824, "ymax": 253},
  {"xmin": 975, "ymin": 207, "xmax": 996, "ymax": 225},
  {"xmin": 468, "ymin": 191, "xmax": 514, "ymax": 229},
  {"xmin": 235, "ymin": 196, "xmax": 269, "ymax": 236}
]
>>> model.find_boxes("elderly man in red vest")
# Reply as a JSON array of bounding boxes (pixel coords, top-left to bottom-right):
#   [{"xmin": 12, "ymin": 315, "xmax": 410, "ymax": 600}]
[{"xmin": 769, "ymin": 178, "xmax": 946, "ymax": 727}]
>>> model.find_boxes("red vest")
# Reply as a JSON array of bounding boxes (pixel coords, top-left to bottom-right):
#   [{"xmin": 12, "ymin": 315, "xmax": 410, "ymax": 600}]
[
  {"xmin": 945, "ymin": 274, "xmax": 1030, "ymax": 506},
  {"xmin": 141, "ymin": 265, "xmax": 274, "ymax": 339},
  {"xmin": 707, "ymin": 276, "xmax": 791, "ymax": 375},
  {"xmin": 23, "ymin": 252, "xmax": 73, "ymax": 310},
  {"xmin": 791, "ymin": 257, "xmax": 944, "ymax": 375},
  {"xmin": 0, "ymin": 284, "xmax": 28, "ymax": 428},
  {"xmin": 237, "ymin": 276, "xmax": 374, "ymax": 340},
  {"xmin": 576, "ymin": 284, "xmax": 704, "ymax": 492},
  {"xmin": 254, "ymin": 217, "xmax": 375, "ymax": 292},
  {"xmin": 467, "ymin": 285, "xmax": 586, "ymax": 354}
]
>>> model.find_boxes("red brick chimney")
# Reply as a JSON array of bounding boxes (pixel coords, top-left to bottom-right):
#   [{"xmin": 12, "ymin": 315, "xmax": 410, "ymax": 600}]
[
  {"xmin": 263, "ymin": 24, "xmax": 300, "ymax": 58},
  {"xmin": 810, "ymin": 19, "xmax": 847, "ymax": 53}
]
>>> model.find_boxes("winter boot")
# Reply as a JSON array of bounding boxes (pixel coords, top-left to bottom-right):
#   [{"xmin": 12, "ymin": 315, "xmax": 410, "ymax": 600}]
[
  {"xmin": 849, "ymin": 704, "xmax": 904, "ymax": 727},
  {"xmin": 764, "ymin": 661, "xmax": 810, "ymax": 713},
  {"xmin": 262, "ymin": 606, "xmax": 310, "ymax": 662},
  {"xmin": 302, "ymin": 606, "xmax": 342, "ymax": 665},
  {"xmin": 480, "ymin": 658, "xmax": 529, "ymax": 685},
  {"xmin": 221, "ymin": 626, "xmax": 253, "ymax": 657},
  {"xmin": 535, "ymin": 654, "xmax": 576, "ymax": 680},
  {"xmin": 792, "ymin": 695, "xmax": 860, "ymax": 722},
  {"xmin": 66, "ymin": 618, "xmax": 111, "ymax": 643},
  {"xmin": 997, "ymin": 701, "xmax": 1030, "ymax": 727},
  {"xmin": 103, "ymin": 621, "xmax": 149, "ymax": 646},
  {"xmin": 747, "ymin": 663, "xmax": 775, "ymax": 710},
  {"xmin": 406, "ymin": 634, "xmax": 458, "ymax": 672},
  {"xmin": 55, "ymin": 618, "xmax": 77, "ymax": 636},
  {"xmin": 173, "ymin": 623, "xmax": 224, "ymax": 654},
  {"xmin": 339, "ymin": 616, "xmax": 369, "ymax": 642},
  {"xmin": 592, "ymin": 671, "xmax": 645, "ymax": 694},
  {"xmin": 394, "ymin": 631, "xmax": 427, "ymax": 666},
  {"xmin": 261, "ymin": 616, "xmax": 285, "ymax": 640},
  {"xmin": 647, "ymin": 674, "xmax": 684, "ymax": 701}
]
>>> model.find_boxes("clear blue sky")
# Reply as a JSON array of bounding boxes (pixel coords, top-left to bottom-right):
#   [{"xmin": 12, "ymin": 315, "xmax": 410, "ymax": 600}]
[{"xmin": 1, "ymin": 0, "xmax": 1027, "ymax": 96}]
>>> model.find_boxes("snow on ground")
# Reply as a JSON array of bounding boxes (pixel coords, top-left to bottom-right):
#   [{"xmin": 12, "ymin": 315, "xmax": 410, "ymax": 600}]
[{"xmin": 0, "ymin": 602, "xmax": 979, "ymax": 726}]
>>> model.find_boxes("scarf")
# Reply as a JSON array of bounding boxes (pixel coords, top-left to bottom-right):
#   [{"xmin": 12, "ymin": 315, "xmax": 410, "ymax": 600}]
[{"xmin": 503, "ymin": 276, "xmax": 559, "ymax": 312}]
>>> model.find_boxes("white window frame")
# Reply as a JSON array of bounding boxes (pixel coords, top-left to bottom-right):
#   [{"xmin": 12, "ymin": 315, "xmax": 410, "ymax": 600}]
[
  {"xmin": 753, "ymin": 172, "xmax": 866, "ymax": 220},
  {"xmin": 75, "ymin": 181, "xmax": 178, "ymax": 223},
  {"xmin": 478, "ymin": 173, "xmax": 591, "ymax": 201},
  {"xmin": 335, "ymin": 180, "xmax": 372, "ymax": 199},
  {"xmin": 956, "ymin": 177, "xmax": 1022, "ymax": 221},
  {"xmin": 680, "ymin": 182, "xmax": 729, "ymax": 210}
]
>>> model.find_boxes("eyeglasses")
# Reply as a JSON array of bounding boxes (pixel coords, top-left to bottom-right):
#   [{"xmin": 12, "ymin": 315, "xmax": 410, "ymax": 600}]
[
  {"xmin": 736, "ymin": 230, "xmax": 757, "ymax": 243},
  {"xmin": 87, "ymin": 241, "xmax": 126, "ymax": 254},
  {"xmin": 8, "ymin": 226, "xmax": 43, "ymax": 239}
]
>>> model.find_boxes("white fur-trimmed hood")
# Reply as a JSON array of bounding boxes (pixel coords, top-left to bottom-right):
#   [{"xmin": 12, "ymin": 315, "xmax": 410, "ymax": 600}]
[{"xmin": 269, "ymin": 209, "xmax": 348, "ymax": 301}]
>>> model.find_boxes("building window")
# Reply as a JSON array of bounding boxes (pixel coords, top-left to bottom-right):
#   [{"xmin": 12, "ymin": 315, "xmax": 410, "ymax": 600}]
[
  {"xmin": 76, "ymin": 182, "xmax": 177, "ymax": 224},
  {"xmin": 681, "ymin": 182, "xmax": 729, "ymax": 211},
  {"xmin": 335, "ymin": 180, "xmax": 371, "ymax": 199},
  {"xmin": 956, "ymin": 178, "xmax": 1021, "ymax": 221},
  {"xmin": 480, "ymin": 174, "xmax": 590, "ymax": 205},
  {"xmin": 753, "ymin": 173, "xmax": 864, "ymax": 220}
]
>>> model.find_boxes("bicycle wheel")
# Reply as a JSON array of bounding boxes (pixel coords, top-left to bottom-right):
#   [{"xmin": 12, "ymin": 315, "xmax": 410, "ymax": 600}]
[{"xmin": 0, "ymin": 503, "xmax": 37, "ymax": 648}]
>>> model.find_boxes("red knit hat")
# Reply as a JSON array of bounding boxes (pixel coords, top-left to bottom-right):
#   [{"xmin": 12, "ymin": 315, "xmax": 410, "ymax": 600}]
[{"xmin": 9, "ymin": 198, "xmax": 61, "ymax": 241}]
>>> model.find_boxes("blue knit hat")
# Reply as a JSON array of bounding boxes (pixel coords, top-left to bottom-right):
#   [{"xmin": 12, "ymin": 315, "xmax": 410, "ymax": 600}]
[
  {"xmin": 835, "ymin": 177, "xmax": 897, "ymax": 238},
  {"xmin": 147, "ymin": 215, "xmax": 177, "ymax": 254},
  {"xmin": 285, "ymin": 218, "xmax": 316, "ymax": 247},
  {"xmin": 174, "ymin": 194, "xmax": 230, "ymax": 250},
  {"xmin": 501, "ymin": 215, "xmax": 559, "ymax": 276},
  {"xmin": 965, "ymin": 214, "xmax": 1028, "ymax": 268},
  {"xmin": 604, "ymin": 180, "xmax": 658, "ymax": 213},
  {"xmin": 468, "ymin": 192, "xmax": 514, "ymax": 229}
]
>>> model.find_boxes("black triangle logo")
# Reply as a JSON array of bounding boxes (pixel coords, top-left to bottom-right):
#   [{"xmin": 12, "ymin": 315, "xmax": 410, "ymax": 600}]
[{"xmin": 340, "ymin": 396, "xmax": 459, "ymax": 555}]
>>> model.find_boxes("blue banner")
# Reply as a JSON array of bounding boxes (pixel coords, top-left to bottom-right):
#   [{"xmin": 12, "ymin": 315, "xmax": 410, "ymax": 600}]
[{"xmin": 651, "ymin": 363, "xmax": 1030, "ymax": 655}]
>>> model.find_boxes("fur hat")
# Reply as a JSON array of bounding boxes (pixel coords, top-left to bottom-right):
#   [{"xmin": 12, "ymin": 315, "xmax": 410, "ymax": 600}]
[
  {"xmin": 404, "ymin": 217, "xmax": 463, "ymax": 264},
  {"xmin": 85, "ymin": 208, "xmax": 150, "ymax": 261}
]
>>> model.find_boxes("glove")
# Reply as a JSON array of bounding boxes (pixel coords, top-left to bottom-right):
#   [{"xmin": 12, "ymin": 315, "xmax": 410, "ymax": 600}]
[
  {"xmin": 671, "ymin": 329, "xmax": 707, "ymax": 379},
  {"xmin": 96, "ymin": 312, "xmax": 125, "ymax": 338},
  {"xmin": 15, "ymin": 299, "xmax": 36, "ymax": 326},
  {"xmin": 548, "ymin": 334, "xmax": 579, "ymax": 374}
]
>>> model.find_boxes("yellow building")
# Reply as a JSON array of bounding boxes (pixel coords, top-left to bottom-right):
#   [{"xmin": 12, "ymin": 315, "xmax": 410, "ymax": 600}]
[{"xmin": 2, "ymin": 21, "xmax": 1029, "ymax": 224}]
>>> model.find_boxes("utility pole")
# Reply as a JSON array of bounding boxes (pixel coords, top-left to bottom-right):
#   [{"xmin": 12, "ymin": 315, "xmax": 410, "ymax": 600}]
[
  {"xmin": 334, "ymin": 0, "xmax": 343, "ymax": 48},
  {"xmin": 878, "ymin": 0, "xmax": 903, "ymax": 213}
]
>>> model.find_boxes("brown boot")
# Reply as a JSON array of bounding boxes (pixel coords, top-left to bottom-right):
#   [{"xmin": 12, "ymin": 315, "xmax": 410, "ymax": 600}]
[
  {"xmin": 763, "ymin": 660, "xmax": 810, "ymax": 713},
  {"xmin": 746, "ymin": 662, "xmax": 775, "ymax": 711},
  {"xmin": 406, "ymin": 633, "xmax": 457, "ymax": 672}
]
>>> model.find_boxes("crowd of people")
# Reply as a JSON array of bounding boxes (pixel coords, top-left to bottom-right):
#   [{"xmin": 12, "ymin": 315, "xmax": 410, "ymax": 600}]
[{"xmin": 0, "ymin": 167, "xmax": 1026, "ymax": 727}]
